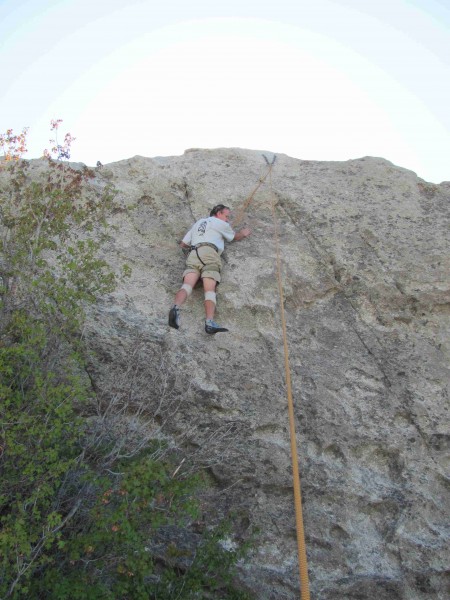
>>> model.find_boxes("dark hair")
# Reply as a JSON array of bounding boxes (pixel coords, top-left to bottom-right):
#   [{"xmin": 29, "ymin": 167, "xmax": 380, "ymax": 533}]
[{"xmin": 210, "ymin": 204, "xmax": 229, "ymax": 217}]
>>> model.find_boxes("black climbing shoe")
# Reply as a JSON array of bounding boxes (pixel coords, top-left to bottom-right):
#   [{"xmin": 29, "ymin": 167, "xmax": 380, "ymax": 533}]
[
  {"xmin": 168, "ymin": 306, "xmax": 180, "ymax": 329},
  {"xmin": 205, "ymin": 319, "xmax": 229, "ymax": 334}
]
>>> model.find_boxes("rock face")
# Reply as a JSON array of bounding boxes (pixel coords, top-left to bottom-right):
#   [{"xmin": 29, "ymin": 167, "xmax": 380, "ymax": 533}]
[{"xmin": 84, "ymin": 149, "xmax": 449, "ymax": 599}]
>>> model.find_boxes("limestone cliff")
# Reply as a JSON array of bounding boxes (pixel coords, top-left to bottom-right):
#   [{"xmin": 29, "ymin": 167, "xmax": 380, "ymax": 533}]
[{"xmin": 76, "ymin": 150, "xmax": 448, "ymax": 598}]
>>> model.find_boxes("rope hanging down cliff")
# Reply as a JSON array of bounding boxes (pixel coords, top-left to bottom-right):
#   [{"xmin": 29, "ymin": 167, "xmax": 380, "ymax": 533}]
[{"xmin": 236, "ymin": 155, "xmax": 311, "ymax": 600}]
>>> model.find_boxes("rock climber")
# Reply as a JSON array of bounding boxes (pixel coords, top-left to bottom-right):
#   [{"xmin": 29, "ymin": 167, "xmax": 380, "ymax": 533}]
[{"xmin": 168, "ymin": 204, "xmax": 251, "ymax": 334}]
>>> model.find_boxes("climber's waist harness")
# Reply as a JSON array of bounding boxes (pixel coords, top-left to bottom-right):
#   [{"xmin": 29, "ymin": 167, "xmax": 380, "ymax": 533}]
[
  {"xmin": 190, "ymin": 242, "xmax": 218, "ymax": 253},
  {"xmin": 189, "ymin": 242, "xmax": 219, "ymax": 265}
]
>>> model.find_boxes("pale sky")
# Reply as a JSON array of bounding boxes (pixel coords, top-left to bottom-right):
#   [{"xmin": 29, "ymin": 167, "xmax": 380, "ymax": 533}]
[{"xmin": 1, "ymin": 0, "xmax": 449, "ymax": 182}]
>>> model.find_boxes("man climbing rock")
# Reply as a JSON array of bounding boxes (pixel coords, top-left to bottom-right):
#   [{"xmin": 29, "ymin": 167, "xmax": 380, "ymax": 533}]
[{"xmin": 168, "ymin": 204, "xmax": 251, "ymax": 334}]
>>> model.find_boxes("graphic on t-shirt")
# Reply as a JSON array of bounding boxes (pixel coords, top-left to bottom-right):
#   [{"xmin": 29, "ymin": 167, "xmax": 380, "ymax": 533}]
[{"xmin": 197, "ymin": 220, "xmax": 207, "ymax": 236}]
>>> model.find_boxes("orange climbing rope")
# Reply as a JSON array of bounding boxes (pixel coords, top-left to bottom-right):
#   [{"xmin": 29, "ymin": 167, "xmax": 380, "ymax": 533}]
[
  {"xmin": 232, "ymin": 163, "xmax": 273, "ymax": 228},
  {"xmin": 236, "ymin": 158, "xmax": 311, "ymax": 600}
]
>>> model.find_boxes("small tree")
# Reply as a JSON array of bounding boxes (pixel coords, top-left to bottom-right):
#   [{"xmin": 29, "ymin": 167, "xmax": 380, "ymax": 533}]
[
  {"xmin": 0, "ymin": 121, "xmax": 121, "ymax": 597},
  {"xmin": 0, "ymin": 121, "xmax": 121, "ymax": 336}
]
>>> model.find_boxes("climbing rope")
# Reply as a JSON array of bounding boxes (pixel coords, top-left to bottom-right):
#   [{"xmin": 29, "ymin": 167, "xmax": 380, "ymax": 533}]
[
  {"xmin": 269, "ymin": 166, "xmax": 311, "ymax": 600},
  {"xmin": 232, "ymin": 160, "xmax": 273, "ymax": 228},
  {"xmin": 236, "ymin": 157, "xmax": 311, "ymax": 600}
]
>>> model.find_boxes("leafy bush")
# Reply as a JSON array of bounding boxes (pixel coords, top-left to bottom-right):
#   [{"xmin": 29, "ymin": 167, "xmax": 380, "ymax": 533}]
[
  {"xmin": 0, "ymin": 319, "xmax": 250, "ymax": 598},
  {"xmin": 0, "ymin": 311, "xmax": 87, "ymax": 598}
]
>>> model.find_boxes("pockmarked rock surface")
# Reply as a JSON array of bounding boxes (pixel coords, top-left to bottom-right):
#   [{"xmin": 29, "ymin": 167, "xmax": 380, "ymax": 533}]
[{"xmin": 51, "ymin": 151, "xmax": 450, "ymax": 598}]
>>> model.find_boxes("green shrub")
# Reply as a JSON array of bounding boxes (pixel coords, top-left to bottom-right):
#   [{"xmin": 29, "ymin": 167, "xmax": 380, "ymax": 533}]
[
  {"xmin": 0, "ymin": 315, "xmax": 251, "ymax": 599},
  {"xmin": 0, "ymin": 312, "xmax": 87, "ymax": 598}
]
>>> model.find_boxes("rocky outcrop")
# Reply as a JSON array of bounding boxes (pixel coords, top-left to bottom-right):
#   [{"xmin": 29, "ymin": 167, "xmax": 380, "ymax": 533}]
[{"xmin": 83, "ymin": 149, "xmax": 449, "ymax": 599}]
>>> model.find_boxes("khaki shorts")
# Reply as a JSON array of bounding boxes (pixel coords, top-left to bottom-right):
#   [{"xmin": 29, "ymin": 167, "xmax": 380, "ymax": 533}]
[{"xmin": 183, "ymin": 245, "xmax": 222, "ymax": 283}]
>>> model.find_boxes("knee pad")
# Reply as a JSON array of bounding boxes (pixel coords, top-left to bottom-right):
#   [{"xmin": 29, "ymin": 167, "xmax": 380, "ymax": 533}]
[
  {"xmin": 204, "ymin": 291, "xmax": 216, "ymax": 304},
  {"xmin": 181, "ymin": 283, "xmax": 193, "ymax": 297}
]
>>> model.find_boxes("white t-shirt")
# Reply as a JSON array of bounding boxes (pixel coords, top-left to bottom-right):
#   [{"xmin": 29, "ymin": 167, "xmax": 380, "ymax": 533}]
[{"xmin": 182, "ymin": 216, "xmax": 235, "ymax": 255}]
